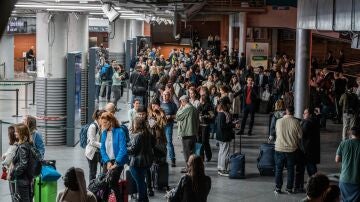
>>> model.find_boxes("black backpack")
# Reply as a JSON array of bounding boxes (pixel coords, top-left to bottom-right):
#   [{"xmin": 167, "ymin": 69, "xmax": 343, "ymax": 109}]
[
  {"xmin": 28, "ymin": 144, "xmax": 42, "ymax": 177},
  {"xmin": 88, "ymin": 173, "xmax": 109, "ymax": 201}
]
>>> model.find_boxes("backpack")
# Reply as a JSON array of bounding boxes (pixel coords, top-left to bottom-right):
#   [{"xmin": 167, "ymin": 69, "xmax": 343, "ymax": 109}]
[
  {"xmin": 346, "ymin": 93, "xmax": 358, "ymax": 114},
  {"xmin": 101, "ymin": 66, "xmax": 114, "ymax": 81},
  {"xmin": 120, "ymin": 124, "xmax": 130, "ymax": 143},
  {"xmin": 28, "ymin": 144, "xmax": 42, "ymax": 177},
  {"xmin": 79, "ymin": 122, "xmax": 98, "ymax": 149},
  {"xmin": 88, "ymin": 173, "xmax": 109, "ymax": 201}
]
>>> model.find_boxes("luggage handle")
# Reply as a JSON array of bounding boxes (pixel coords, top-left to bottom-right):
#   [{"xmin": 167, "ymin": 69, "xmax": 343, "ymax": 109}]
[{"xmin": 233, "ymin": 128, "xmax": 242, "ymax": 154}]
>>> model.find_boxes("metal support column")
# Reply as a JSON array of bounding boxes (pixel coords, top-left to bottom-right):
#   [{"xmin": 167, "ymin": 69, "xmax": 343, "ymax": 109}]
[
  {"xmin": 0, "ymin": 120, "xmax": 2, "ymax": 157},
  {"xmin": 294, "ymin": 29, "xmax": 311, "ymax": 118}
]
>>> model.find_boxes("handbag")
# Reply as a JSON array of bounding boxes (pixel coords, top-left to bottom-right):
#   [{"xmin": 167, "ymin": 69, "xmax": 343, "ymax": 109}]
[
  {"xmin": 1, "ymin": 167, "xmax": 7, "ymax": 180},
  {"xmin": 41, "ymin": 165, "xmax": 61, "ymax": 181}
]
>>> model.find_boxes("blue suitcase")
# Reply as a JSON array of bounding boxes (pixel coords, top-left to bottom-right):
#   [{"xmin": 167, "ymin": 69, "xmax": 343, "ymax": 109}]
[
  {"xmin": 229, "ymin": 129, "xmax": 245, "ymax": 179},
  {"xmin": 257, "ymin": 143, "xmax": 275, "ymax": 176}
]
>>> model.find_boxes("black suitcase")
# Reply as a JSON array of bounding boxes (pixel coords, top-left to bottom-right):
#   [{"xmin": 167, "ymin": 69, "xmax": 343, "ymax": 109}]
[
  {"xmin": 125, "ymin": 169, "xmax": 138, "ymax": 195},
  {"xmin": 257, "ymin": 143, "xmax": 275, "ymax": 176},
  {"xmin": 229, "ymin": 129, "xmax": 245, "ymax": 179},
  {"xmin": 258, "ymin": 100, "xmax": 269, "ymax": 114},
  {"xmin": 151, "ymin": 162, "xmax": 169, "ymax": 190}
]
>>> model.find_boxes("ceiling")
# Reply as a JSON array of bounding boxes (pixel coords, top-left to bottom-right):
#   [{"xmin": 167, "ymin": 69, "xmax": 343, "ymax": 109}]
[{"xmin": 13, "ymin": 0, "xmax": 267, "ymax": 20}]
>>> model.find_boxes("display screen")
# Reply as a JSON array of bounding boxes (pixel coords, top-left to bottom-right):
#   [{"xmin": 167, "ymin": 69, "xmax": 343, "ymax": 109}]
[{"xmin": 74, "ymin": 55, "xmax": 82, "ymax": 129}]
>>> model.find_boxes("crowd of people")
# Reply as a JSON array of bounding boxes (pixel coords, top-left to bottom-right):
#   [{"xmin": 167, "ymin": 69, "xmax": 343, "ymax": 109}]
[{"xmin": 1, "ymin": 44, "xmax": 360, "ymax": 202}]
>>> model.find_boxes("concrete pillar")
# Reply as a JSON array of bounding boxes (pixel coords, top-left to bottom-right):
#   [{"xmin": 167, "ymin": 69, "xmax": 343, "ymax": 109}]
[
  {"xmin": 228, "ymin": 14, "xmax": 234, "ymax": 55},
  {"xmin": 130, "ymin": 20, "xmax": 144, "ymax": 38},
  {"xmin": 271, "ymin": 29, "xmax": 278, "ymax": 57},
  {"xmin": 67, "ymin": 14, "xmax": 88, "ymax": 68},
  {"xmin": 67, "ymin": 14, "xmax": 88, "ymax": 53},
  {"xmin": 36, "ymin": 13, "xmax": 67, "ymax": 78},
  {"xmin": 36, "ymin": 13, "xmax": 69, "ymax": 146},
  {"xmin": 238, "ymin": 12, "xmax": 247, "ymax": 56},
  {"xmin": 0, "ymin": 32, "xmax": 14, "ymax": 79},
  {"xmin": 125, "ymin": 19, "xmax": 132, "ymax": 40},
  {"xmin": 109, "ymin": 18, "xmax": 126, "ymax": 65},
  {"xmin": 294, "ymin": 29, "xmax": 311, "ymax": 118}
]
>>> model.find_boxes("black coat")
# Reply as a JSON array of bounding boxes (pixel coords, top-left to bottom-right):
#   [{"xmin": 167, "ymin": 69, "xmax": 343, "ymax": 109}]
[
  {"xmin": 215, "ymin": 112, "xmax": 234, "ymax": 142},
  {"xmin": 254, "ymin": 74, "xmax": 269, "ymax": 89},
  {"xmin": 169, "ymin": 174, "xmax": 211, "ymax": 202},
  {"xmin": 127, "ymin": 132, "xmax": 155, "ymax": 168},
  {"xmin": 11, "ymin": 142, "xmax": 32, "ymax": 184},
  {"xmin": 300, "ymin": 117, "xmax": 321, "ymax": 164},
  {"xmin": 234, "ymin": 85, "xmax": 259, "ymax": 107}
]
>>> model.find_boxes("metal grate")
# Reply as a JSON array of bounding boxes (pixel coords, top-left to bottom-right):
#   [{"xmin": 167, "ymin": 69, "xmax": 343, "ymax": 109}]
[
  {"xmin": 81, "ymin": 68, "xmax": 88, "ymax": 125},
  {"xmin": 36, "ymin": 78, "xmax": 67, "ymax": 146}
]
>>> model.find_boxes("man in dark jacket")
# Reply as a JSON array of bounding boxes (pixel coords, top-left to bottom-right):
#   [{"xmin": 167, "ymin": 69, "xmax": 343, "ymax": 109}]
[
  {"xmin": 234, "ymin": 76, "xmax": 259, "ymax": 136},
  {"xmin": 339, "ymin": 87, "xmax": 359, "ymax": 140},
  {"xmin": 130, "ymin": 65, "xmax": 148, "ymax": 108},
  {"xmin": 239, "ymin": 52, "xmax": 246, "ymax": 70},
  {"xmin": 294, "ymin": 108, "xmax": 320, "ymax": 193},
  {"xmin": 334, "ymin": 72, "xmax": 347, "ymax": 123}
]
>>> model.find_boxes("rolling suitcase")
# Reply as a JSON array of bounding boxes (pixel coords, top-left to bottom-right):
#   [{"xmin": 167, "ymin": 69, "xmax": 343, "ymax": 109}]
[
  {"xmin": 34, "ymin": 176, "xmax": 57, "ymax": 202},
  {"xmin": 229, "ymin": 129, "xmax": 245, "ymax": 179},
  {"xmin": 125, "ymin": 168, "xmax": 137, "ymax": 195},
  {"xmin": 35, "ymin": 160, "xmax": 58, "ymax": 202},
  {"xmin": 151, "ymin": 162, "xmax": 169, "ymax": 190},
  {"xmin": 257, "ymin": 143, "xmax": 275, "ymax": 176},
  {"xmin": 259, "ymin": 100, "xmax": 269, "ymax": 114}
]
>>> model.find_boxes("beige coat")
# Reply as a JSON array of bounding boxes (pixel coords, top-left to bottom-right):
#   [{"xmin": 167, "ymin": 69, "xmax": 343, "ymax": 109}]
[{"xmin": 275, "ymin": 115, "xmax": 302, "ymax": 152}]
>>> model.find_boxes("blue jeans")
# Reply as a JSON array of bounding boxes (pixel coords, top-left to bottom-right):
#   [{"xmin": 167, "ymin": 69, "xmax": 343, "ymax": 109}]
[
  {"xmin": 295, "ymin": 159, "xmax": 317, "ymax": 189},
  {"xmin": 275, "ymin": 151, "xmax": 296, "ymax": 190},
  {"xmin": 339, "ymin": 181, "xmax": 360, "ymax": 202},
  {"xmin": 164, "ymin": 123, "xmax": 175, "ymax": 161},
  {"xmin": 129, "ymin": 166, "xmax": 149, "ymax": 202},
  {"xmin": 95, "ymin": 84, "xmax": 100, "ymax": 100}
]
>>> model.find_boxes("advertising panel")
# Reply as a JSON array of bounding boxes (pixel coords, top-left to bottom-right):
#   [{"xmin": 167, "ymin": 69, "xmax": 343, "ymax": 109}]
[{"xmin": 246, "ymin": 42, "xmax": 269, "ymax": 69}]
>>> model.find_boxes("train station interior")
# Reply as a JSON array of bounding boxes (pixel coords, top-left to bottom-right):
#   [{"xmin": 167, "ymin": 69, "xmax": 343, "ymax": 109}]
[{"xmin": 0, "ymin": 0, "xmax": 360, "ymax": 202}]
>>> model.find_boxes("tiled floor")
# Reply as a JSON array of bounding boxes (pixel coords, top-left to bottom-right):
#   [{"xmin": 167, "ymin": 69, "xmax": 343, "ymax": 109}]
[{"xmin": 0, "ymin": 81, "xmax": 341, "ymax": 201}]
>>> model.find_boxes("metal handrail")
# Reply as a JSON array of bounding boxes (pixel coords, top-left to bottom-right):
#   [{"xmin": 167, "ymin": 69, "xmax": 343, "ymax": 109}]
[{"xmin": 0, "ymin": 62, "xmax": 5, "ymax": 79}]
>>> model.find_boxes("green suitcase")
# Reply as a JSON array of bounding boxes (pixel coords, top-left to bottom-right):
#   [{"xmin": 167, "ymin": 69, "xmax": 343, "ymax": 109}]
[{"xmin": 34, "ymin": 176, "xmax": 58, "ymax": 202}]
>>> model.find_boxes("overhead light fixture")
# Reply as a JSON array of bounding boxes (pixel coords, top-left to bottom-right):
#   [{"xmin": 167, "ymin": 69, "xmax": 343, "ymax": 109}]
[
  {"xmin": 16, "ymin": 4, "xmax": 101, "ymax": 10},
  {"xmin": 101, "ymin": 3, "xmax": 120, "ymax": 22}
]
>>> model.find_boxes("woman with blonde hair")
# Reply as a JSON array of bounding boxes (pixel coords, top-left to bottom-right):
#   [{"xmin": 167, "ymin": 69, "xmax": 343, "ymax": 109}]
[
  {"xmin": 268, "ymin": 99, "xmax": 286, "ymax": 141},
  {"xmin": 99, "ymin": 112, "xmax": 128, "ymax": 201},
  {"xmin": 22, "ymin": 115, "xmax": 45, "ymax": 159},
  {"xmin": 9, "ymin": 123, "xmax": 33, "ymax": 202},
  {"xmin": 147, "ymin": 98, "xmax": 167, "ymax": 196}
]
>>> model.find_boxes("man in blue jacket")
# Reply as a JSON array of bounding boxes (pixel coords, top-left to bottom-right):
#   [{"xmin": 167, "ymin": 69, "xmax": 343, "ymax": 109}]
[{"xmin": 99, "ymin": 60, "xmax": 114, "ymax": 102}]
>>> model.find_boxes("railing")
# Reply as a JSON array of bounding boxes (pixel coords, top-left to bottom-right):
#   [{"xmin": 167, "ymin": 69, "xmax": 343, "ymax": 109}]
[
  {"xmin": 0, "ymin": 89, "xmax": 20, "ymax": 117},
  {"xmin": 0, "ymin": 62, "xmax": 5, "ymax": 79}
]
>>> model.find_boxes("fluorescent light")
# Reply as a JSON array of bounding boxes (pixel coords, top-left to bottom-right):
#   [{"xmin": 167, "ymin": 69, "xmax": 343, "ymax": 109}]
[
  {"xmin": 47, "ymin": 8, "xmax": 86, "ymax": 12},
  {"xmin": 89, "ymin": 12, "xmax": 105, "ymax": 15},
  {"xmin": 15, "ymin": 4, "xmax": 102, "ymax": 10}
]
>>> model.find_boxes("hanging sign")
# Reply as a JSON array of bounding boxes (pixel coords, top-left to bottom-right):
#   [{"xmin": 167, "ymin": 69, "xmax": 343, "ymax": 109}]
[{"xmin": 246, "ymin": 42, "xmax": 269, "ymax": 69}]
